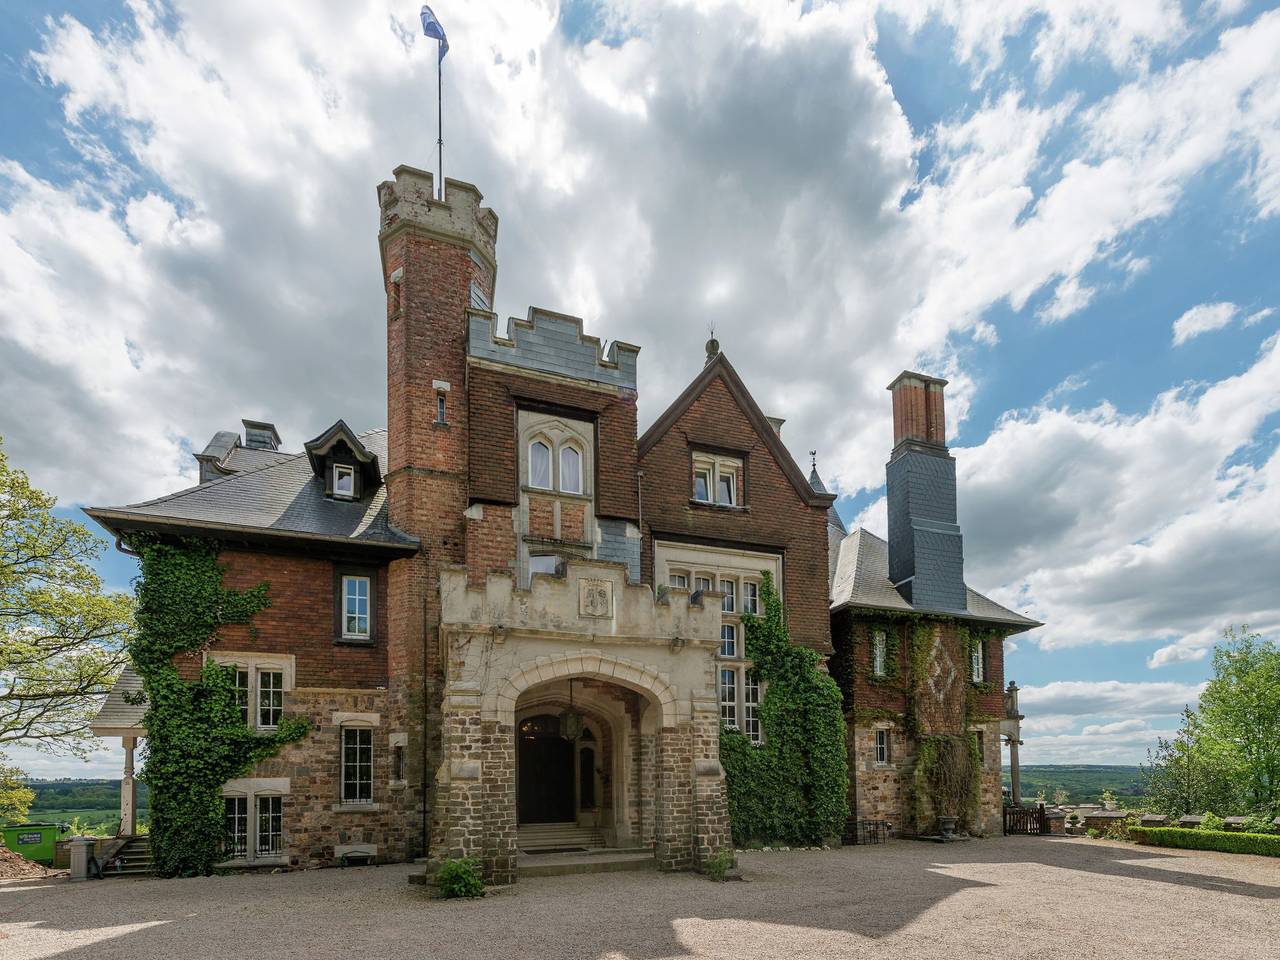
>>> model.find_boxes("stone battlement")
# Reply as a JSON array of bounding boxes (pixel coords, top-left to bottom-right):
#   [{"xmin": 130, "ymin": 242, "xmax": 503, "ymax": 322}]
[
  {"xmin": 468, "ymin": 307, "xmax": 640, "ymax": 390},
  {"xmin": 376, "ymin": 164, "xmax": 498, "ymax": 269},
  {"xmin": 439, "ymin": 558, "xmax": 718, "ymax": 645}
]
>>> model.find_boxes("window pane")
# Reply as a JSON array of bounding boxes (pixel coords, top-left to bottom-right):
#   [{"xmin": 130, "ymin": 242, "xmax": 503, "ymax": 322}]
[
  {"xmin": 257, "ymin": 795, "xmax": 283, "ymax": 855},
  {"xmin": 668, "ymin": 573, "xmax": 687, "ymax": 589},
  {"xmin": 744, "ymin": 671, "xmax": 762, "ymax": 744},
  {"xmin": 529, "ymin": 441, "xmax": 551, "ymax": 488},
  {"xmin": 720, "ymin": 579, "xmax": 735, "ymax": 612},
  {"xmin": 719, "ymin": 624, "xmax": 736, "ymax": 658},
  {"xmin": 343, "ymin": 576, "xmax": 371, "ymax": 638},
  {"xmin": 529, "ymin": 554, "xmax": 558, "ymax": 582},
  {"xmin": 718, "ymin": 668, "xmax": 737, "ymax": 729},
  {"xmin": 235, "ymin": 669, "xmax": 250, "ymax": 725},
  {"xmin": 695, "ymin": 576, "xmax": 712, "ymax": 594},
  {"xmin": 743, "ymin": 582, "xmax": 759, "ymax": 614},
  {"xmin": 693, "ymin": 469, "xmax": 711, "ymax": 502},
  {"xmin": 334, "ymin": 465, "xmax": 354, "ymax": 497},
  {"xmin": 559, "ymin": 446, "xmax": 582, "ymax": 494},
  {"xmin": 341, "ymin": 727, "xmax": 373, "ymax": 803},
  {"xmin": 972, "ymin": 640, "xmax": 984, "ymax": 682},
  {"xmin": 872, "ymin": 631, "xmax": 887, "ymax": 677},
  {"xmin": 258, "ymin": 671, "xmax": 283, "ymax": 728},
  {"xmin": 224, "ymin": 797, "xmax": 247, "ymax": 858},
  {"xmin": 717, "ymin": 472, "xmax": 734, "ymax": 505}
]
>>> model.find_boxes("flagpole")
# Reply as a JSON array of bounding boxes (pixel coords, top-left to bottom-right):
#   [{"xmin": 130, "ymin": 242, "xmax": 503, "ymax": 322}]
[{"xmin": 437, "ymin": 48, "xmax": 444, "ymax": 201}]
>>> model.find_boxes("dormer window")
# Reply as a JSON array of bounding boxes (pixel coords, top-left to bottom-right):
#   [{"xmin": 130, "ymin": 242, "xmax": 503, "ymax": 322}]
[
  {"xmin": 333, "ymin": 464, "xmax": 356, "ymax": 499},
  {"xmin": 717, "ymin": 471, "xmax": 736, "ymax": 506}
]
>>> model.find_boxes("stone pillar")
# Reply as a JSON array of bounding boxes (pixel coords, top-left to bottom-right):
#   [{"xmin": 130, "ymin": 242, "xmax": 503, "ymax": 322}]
[
  {"xmin": 655, "ymin": 724, "xmax": 693, "ymax": 871},
  {"xmin": 120, "ymin": 736, "xmax": 138, "ymax": 836},
  {"xmin": 481, "ymin": 718, "xmax": 517, "ymax": 885},
  {"xmin": 1007, "ymin": 735, "xmax": 1022, "ymax": 807},
  {"xmin": 690, "ymin": 701, "xmax": 730, "ymax": 866}
]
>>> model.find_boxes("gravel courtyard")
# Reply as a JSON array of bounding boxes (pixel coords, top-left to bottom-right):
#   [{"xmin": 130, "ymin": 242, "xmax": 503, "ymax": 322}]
[{"xmin": 2, "ymin": 836, "xmax": 1276, "ymax": 960}]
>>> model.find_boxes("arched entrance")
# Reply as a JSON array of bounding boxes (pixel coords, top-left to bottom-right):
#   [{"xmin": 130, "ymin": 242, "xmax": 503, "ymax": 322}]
[{"xmin": 517, "ymin": 714, "xmax": 575, "ymax": 823}]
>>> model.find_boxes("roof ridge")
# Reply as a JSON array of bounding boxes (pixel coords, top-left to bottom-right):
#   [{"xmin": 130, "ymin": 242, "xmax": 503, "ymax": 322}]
[{"xmin": 121, "ymin": 446, "xmax": 312, "ymax": 510}]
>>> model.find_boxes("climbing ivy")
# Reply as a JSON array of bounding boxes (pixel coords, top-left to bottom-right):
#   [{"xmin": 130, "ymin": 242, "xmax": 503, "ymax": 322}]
[
  {"xmin": 127, "ymin": 538, "xmax": 308, "ymax": 877},
  {"xmin": 720, "ymin": 573, "xmax": 848, "ymax": 846},
  {"xmin": 911, "ymin": 733, "xmax": 982, "ymax": 835}
]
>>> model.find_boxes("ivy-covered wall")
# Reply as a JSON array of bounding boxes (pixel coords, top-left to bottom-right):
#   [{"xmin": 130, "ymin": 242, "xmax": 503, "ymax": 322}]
[
  {"xmin": 128, "ymin": 538, "xmax": 308, "ymax": 876},
  {"xmin": 720, "ymin": 574, "xmax": 848, "ymax": 846}
]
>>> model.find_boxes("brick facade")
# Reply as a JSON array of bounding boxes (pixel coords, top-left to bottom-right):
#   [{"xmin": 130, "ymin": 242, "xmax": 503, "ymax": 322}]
[{"xmin": 638, "ymin": 372, "xmax": 833, "ymax": 652}]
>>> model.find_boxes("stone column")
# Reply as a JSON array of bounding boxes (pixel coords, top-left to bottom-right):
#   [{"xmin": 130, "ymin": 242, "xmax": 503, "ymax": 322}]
[
  {"xmin": 654, "ymin": 724, "xmax": 693, "ymax": 871},
  {"xmin": 1007, "ymin": 735, "xmax": 1022, "ymax": 807},
  {"xmin": 120, "ymin": 736, "xmax": 138, "ymax": 836},
  {"xmin": 690, "ymin": 701, "xmax": 730, "ymax": 866}
]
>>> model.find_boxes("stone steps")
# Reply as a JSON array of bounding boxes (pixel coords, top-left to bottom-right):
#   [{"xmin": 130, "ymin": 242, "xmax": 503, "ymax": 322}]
[
  {"xmin": 517, "ymin": 822, "xmax": 605, "ymax": 852},
  {"xmin": 517, "ymin": 850, "xmax": 657, "ymax": 878},
  {"xmin": 104, "ymin": 836, "xmax": 153, "ymax": 878}
]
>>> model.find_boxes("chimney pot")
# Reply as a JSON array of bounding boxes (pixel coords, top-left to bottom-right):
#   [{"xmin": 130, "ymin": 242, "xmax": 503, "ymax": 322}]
[{"xmin": 887, "ymin": 370, "xmax": 948, "ymax": 448}]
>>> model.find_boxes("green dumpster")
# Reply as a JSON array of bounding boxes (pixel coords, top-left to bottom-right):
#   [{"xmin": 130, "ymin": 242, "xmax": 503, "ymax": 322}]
[{"xmin": 2, "ymin": 822, "xmax": 63, "ymax": 866}]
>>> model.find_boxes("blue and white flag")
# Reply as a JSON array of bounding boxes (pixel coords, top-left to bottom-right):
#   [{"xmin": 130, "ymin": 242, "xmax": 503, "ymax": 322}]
[{"xmin": 421, "ymin": 5, "xmax": 448, "ymax": 62}]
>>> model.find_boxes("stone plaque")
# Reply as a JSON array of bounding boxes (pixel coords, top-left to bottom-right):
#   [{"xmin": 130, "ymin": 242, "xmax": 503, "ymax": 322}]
[{"xmin": 579, "ymin": 578, "xmax": 613, "ymax": 619}]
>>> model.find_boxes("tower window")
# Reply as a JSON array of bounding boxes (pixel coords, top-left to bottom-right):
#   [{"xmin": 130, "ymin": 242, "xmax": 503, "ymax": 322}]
[
  {"xmin": 559, "ymin": 445, "xmax": 582, "ymax": 494},
  {"xmin": 436, "ymin": 392, "xmax": 447, "ymax": 424},
  {"xmin": 529, "ymin": 440, "xmax": 552, "ymax": 489}
]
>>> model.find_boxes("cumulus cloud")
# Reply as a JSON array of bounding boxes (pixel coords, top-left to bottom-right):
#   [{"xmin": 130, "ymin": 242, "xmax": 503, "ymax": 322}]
[
  {"xmin": 1019, "ymin": 680, "xmax": 1204, "ymax": 716},
  {"xmin": 959, "ymin": 332, "xmax": 1280, "ymax": 665},
  {"xmin": 1172, "ymin": 301, "xmax": 1238, "ymax": 345}
]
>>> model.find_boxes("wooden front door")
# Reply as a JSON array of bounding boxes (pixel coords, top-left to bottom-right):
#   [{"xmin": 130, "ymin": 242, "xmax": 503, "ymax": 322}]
[{"xmin": 517, "ymin": 715, "xmax": 575, "ymax": 824}]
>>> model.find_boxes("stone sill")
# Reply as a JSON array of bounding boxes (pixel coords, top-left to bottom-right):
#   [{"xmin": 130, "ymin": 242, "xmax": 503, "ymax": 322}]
[
  {"xmin": 688, "ymin": 499, "xmax": 749, "ymax": 513},
  {"xmin": 388, "ymin": 779, "xmax": 408, "ymax": 791},
  {"xmin": 330, "ymin": 803, "xmax": 382, "ymax": 813}
]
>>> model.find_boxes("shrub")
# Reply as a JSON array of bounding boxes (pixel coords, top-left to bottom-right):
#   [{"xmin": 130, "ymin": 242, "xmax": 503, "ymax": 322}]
[
  {"xmin": 702, "ymin": 848, "xmax": 736, "ymax": 882},
  {"xmin": 1130, "ymin": 827, "xmax": 1280, "ymax": 858},
  {"xmin": 436, "ymin": 857, "xmax": 485, "ymax": 898},
  {"xmin": 1240, "ymin": 813, "xmax": 1280, "ymax": 835},
  {"xmin": 1102, "ymin": 820, "xmax": 1130, "ymax": 841},
  {"xmin": 1086, "ymin": 828, "xmax": 1101, "ymax": 839},
  {"xmin": 1200, "ymin": 811, "xmax": 1225, "ymax": 832}
]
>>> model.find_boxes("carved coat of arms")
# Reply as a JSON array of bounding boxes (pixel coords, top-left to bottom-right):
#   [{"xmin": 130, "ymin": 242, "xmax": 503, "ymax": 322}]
[{"xmin": 579, "ymin": 578, "xmax": 613, "ymax": 618}]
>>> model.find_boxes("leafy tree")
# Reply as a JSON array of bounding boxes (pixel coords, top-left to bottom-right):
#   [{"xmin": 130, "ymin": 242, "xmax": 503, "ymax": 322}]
[
  {"xmin": 1141, "ymin": 706, "xmax": 1239, "ymax": 819},
  {"xmin": 1, "ymin": 762, "xmax": 35, "ymax": 821},
  {"xmin": 1052, "ymin": 788, "xmax": 1069, "ymax": 806},
  {"xmin": 0, "ymin": 439, "xmax": 133, "ymax": 768},
  {"xmin": 1196, "ymin": 627, "xmax": 1280, "ymax": 811}
]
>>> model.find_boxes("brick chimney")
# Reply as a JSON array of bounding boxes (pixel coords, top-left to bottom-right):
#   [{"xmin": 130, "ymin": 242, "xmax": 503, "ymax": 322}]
[
  {"xmin": 885, "ymin": 371, "xmax": 966, "ymax": 612},
  {"xmin": 375, "ymin": 165, "xmax": 499, "ymax": 858}
]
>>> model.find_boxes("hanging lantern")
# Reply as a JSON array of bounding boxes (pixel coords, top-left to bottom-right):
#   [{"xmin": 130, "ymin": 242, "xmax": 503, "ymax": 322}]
[{"xmin": 560, "ymin": 678, "xmax": 585, "ymax": 740}]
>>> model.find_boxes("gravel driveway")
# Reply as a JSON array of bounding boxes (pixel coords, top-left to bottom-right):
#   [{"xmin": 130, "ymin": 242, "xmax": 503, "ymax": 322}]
[{"xmin": 2, "ymin": 836, "xmax": 1276, "ymax": 960}]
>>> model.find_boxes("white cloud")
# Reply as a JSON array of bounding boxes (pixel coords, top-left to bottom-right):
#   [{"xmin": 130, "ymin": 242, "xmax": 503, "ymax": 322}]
[
  {"xmin": 1172, "ymin": 301, "xmax": 1238, "ymax": 345},
  {"xmin": 959, "ymin": 332, "xmax": 1280, "ymax": 666},
  {"xmin": 1037, "ymin": 275, "xmax": 1096, "ymax": 325},
  {"xmin": 1019, "ymin": 679, "xmax": 1204, "ymax": 716},
  {"xmin": 1244, "ymin": 306, "xmax": 1275, "ymax": 327}
]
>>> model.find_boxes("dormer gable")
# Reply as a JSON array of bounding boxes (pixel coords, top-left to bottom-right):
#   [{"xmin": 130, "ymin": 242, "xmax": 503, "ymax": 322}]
[{"xmin": 304, "ymin": 420, "xmax": 381, "ymax": 500}]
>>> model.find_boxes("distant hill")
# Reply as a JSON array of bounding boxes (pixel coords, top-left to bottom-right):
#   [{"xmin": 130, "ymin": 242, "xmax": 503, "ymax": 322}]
[
  {"xmin": 1002, "ymin": 765, "xmax": 1144, "ymax": 805},
  {"xmin": 26, "ymin": 778, "xmax": 150, "ymax": 810}
]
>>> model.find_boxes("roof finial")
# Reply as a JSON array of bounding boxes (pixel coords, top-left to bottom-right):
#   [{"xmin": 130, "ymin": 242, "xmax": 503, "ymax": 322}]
[
  {"xmin": 810, "ymin": 449, "xmax": 817, "ymax": 472},
  {"xmin": 704, "ymin": 322, "xmax": 720, "ymax": 366}
]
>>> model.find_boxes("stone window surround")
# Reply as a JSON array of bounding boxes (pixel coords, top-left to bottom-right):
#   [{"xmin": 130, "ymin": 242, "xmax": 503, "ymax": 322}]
[
  {"xmin": 219, "ymin": 776, "xmax": 290, "ymax": 868},
  {"xmin": 872, "ymin": 721, "xmax": 897, "ymax": 768},
  {"xmin": 656, "ymin": 540, "xmax": 779, "ymax": 747},
  {"xmin": 333, "ymin": 711, "xmax": 382, "ymax": 812},
  {"xmin": 334, "ymin": 566, "xmax": 379, "ymax": 645},
  {"xmin": 204, "ymin": 652, "xmax": 295, "ymax": 733},
  {"xmin": 517, "ymin": 409, "xmax": 597, "ymax": 584}
]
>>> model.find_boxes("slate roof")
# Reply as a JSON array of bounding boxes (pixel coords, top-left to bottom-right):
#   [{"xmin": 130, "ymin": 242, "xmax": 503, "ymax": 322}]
[
  {"xmin": 830, "ymin": 527, "xmax": 1040, "ymax": 630},
  {"xmin": 90, "ymin": 665, "xmax": 146, "ymax": 736},
  {"xmin": 85, "ymin": 428, "xmax": 418, "ymax": 555}
]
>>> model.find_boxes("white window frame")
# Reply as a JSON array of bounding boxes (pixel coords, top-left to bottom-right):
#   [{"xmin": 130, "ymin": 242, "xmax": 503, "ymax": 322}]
[
  {"xmin": 342, "ymin": 574, "xmax": 371, "ymax": 640},
  {"xmin": 341, "ymin": 725, "xmax": 374, "ymax": 805},
  {"xmin": 720, "ymin": 623, "xmax": 737, "ymax": 658},
  {"xmin": 691, "ymin": 454, "xmax": 743, "ymax": 507},
  {"xmin": 256, "ymin": 794, "xmax": 283, "ymax": 856},
  {"xmin": 742, "ymin": 580, "xmax": 760, "ymax": 615},
  {"xmin": 528, "ymin": 553, "xmax": 559, "ymax": 582},
  {"xmin": 718, "ymin": 667, "xmax": 737, "ymax": 730},
  {"xmin": 220, "ymin": 777, "xmax": 290, "ymax": 866},
  {"xmin": 872, "ymin": 630, "xmax": 888, "ymax": 678},
  {"xmin": 875, "ymin": 728, "xmax": 891, "ymax": 764},
  {"xmin": 205, "ymin": 653, "xmax": 295, "ymax": 733},
  {"xmin": 720, "ymin": 579, "xmax": 735, "ymax": 613},
  {"xmin": 333, "ymin": 463, "xmax": 356, "ymax": 499},
  {"xmin": 668, "ymin": 571, "xmax": 689, "ymax": 590},
  {"xmin": 558, "ymin": 443, "xmax": 583, "ymax": 495},
  {"xmin": 528, "ymin": 439, "xmax": 553, "ymax": 490},
  {"xmin": 695, "ymin": 575, "xmax": 713, "ymax": 595},
  {"xmin": 743, "ymin": 671, "xmax": 762, "ymax": 744},
  {"xmin": 971, "ymin": 638, "xmax": 986, "ymax": 683},
  {"xmin": 257, "ymin": 670, "xmax": 283, "ymax": 729},
  {"xmin": 436, "ymin": 392, "xmax": 447, "ymax": 424}
]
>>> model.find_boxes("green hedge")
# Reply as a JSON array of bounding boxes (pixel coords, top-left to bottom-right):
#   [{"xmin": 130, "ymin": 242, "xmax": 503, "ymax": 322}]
[{"xmin": 1129, "ymin": 826, "xmax": 1280, "ymax": 857}]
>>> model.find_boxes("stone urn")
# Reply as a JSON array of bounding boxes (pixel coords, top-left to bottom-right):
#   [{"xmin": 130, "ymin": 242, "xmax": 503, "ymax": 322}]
[{"xmin": 939, "ymin": 815, "xmax": 959, "ymax": 838}]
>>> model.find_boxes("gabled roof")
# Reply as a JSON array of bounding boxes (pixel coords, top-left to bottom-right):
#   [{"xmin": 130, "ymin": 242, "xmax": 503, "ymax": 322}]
[
  {"xmin": 637, "ymin": 351, "xmax": 836, "ymax": 510},
  {"xmin": 90, "ymin": 665, "xmax": 146, "ymax": 737},
  {"xmin": 831, "ymin": 527, "xmax": 1041, "ymax": 631},
  {"xmin": 85, "ymin": 428, "xmax": 417, "ymax": 557}
]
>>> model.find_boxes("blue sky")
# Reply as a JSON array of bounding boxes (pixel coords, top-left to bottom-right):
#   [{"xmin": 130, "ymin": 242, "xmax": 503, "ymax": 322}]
[{"xmin": 2, "ymin": 0, "xmax": 1278, "ymax": 778}]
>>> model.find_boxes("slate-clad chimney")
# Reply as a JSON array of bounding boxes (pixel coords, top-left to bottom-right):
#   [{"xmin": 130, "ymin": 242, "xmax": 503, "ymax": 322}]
[
  {"xmin": 241, "ymin": 419, "xmax": 281, "ymax": 451},
  {"xmin": 885, "ymin": 371, "xmax": 966, "ymax": 612}
]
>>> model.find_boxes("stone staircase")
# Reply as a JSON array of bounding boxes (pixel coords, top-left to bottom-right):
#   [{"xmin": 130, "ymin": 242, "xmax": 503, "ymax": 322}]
[
  {"xmin": 517, "ymin": 822, "xmax": 606, "ymax": 853},
  {"xmin": 104, "ymin": 835, "xmax": 154, "ymax": 878}
]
